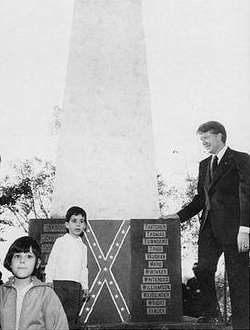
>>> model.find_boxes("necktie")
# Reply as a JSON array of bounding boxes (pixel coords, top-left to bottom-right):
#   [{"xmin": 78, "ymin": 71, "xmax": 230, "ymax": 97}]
[{"xmin": 211, "ymin": 155, "xmax": 218, "ymax": 178}]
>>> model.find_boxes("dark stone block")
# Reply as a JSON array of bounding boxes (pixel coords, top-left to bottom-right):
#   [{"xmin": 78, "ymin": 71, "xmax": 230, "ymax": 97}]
[
  {"xmin": 130, "ymin": 219, "xmax": 182, "ymax": 323},
  {"xmin": 29, "ymin": 218, "xmax": 182, "ymax": 325}
]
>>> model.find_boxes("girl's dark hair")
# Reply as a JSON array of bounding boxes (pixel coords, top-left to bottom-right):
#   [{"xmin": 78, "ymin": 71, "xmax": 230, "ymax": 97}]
[{"xmin": 4, "ymin": 236, "xmax": 42, "ymax": 277}]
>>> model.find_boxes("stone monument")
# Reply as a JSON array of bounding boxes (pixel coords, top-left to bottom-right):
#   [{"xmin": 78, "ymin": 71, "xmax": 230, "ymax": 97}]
[
  {"xmin": 51, "ymin": 0, "xmax": 160, "ymax": 220},
  {"xmin": 29, "ymin": 0, "xmax": 183, "ymax": 326}
]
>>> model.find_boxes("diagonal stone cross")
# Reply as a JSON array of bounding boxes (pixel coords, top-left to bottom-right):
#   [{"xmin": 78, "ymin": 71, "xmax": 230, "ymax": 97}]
[{"xmin": 80, "ymin": 220, "xmax": 130, "ymax": 322}]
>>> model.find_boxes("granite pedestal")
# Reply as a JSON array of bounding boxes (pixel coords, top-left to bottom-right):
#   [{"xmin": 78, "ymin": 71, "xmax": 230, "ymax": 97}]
[{"xmin": 29, "ymin": 218, "xmax": 182, "ymax": 325}]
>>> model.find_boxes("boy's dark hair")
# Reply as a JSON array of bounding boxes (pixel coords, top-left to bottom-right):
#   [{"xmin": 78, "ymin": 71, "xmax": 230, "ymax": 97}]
[
  {"xmin": 65, "ymin": 206, "xmax": 87, "ymax": 234},
  {"xmin": 4, "ymin": 236, "xmax": 42, "ymax": 277},
  {"xmin": 196, "ymin": 121, "xmax": 227, "ymax": 143},
  {"xmin": 66, "ymin": 206, "xmax": 87, "ymax": 222}
]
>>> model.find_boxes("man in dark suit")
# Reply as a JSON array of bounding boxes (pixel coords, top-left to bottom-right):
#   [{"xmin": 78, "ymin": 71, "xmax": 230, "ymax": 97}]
[{"xmin": 164, "ymin": 121, "xmax": 249, "ymax": 329}]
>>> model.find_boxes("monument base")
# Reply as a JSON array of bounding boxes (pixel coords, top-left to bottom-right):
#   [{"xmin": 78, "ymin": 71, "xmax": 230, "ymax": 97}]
[
  {"xmin": 75, "ymin": 318, "xmax": 226, "ymax": 330},
  {"xmin": 29, "ymin": 218, "xmax": 182, "ymax": 324}
]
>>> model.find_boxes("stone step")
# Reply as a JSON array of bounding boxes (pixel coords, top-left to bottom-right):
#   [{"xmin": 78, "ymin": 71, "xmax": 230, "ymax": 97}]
[{"xmin": 75, "ymin": 318, "xmax": 230, "ymax": 330}]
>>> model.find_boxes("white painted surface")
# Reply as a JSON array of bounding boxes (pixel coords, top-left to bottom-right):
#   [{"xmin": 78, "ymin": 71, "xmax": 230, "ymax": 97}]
[{"xmin": 51, "ymin": 0, "xmax": 160, "ymax": 219}]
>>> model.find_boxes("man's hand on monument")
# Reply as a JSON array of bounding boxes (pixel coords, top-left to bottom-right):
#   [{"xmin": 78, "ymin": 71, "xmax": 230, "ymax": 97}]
[
  {"xmin": 237, "ymin": 231, "xmax": 249, "ymax": 253},
  {"xmin": 161, "ymin": 213, "xmax": 180, "ymax": 220}
]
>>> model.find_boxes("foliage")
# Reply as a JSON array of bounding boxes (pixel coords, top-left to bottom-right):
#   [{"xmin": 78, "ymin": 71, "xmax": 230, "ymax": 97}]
[
  {"xmin": 157, "ymin": 173, "xmax": 200, "ymax": 257},
  {"xmin": 157, "ymin": 173, "xmax": 180, "ymax": 213},
  {"xmin": 216, "ymin": 269, "xmax": 232, "ymax": 324},
  {"xmin": 0, "ymin": 158, "xmax": 55, "ymax": 232},
  {"xmin": 48, "ymin": 106, "xmax": 62, "ymax": 136}
]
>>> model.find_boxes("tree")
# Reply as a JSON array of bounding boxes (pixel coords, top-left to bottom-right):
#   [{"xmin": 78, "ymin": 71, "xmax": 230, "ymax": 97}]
[
  {"xmin": 157, "ymin": 173, "xmax": 200, "ymax": 258},
  {"xmin": 48, "ymin": 106, "xmax": 62, "ymax": 136},
  {"xmin": 0, "ymin": 158, "xmax": 55, "ymax": 232}
]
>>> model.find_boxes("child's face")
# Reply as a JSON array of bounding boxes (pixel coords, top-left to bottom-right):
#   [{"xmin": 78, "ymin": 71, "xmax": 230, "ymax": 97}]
[
  {"xmin": 11, "ymin": 247, "xmax": 37, "ymax": 279},
  {"xmin": 65, "ymin": 214, "xmax": 86, "ymax": 238}
]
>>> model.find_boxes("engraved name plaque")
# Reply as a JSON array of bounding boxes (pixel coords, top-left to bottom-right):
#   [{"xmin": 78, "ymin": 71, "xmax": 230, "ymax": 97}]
[{"xmin": 130, "ymin": 219, "xmax": 182, "ymax": 322}]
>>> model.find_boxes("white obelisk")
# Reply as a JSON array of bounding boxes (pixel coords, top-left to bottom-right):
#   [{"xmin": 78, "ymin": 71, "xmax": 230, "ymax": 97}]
[{"xmin": 51, "ymin": 0, "xmax": 160, "ymax": 220}]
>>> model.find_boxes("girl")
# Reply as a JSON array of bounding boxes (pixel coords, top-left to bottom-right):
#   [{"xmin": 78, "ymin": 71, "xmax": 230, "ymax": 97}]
[{"xmin": 0, "ymin": 236, "xmax": 69, "ymax": 330}]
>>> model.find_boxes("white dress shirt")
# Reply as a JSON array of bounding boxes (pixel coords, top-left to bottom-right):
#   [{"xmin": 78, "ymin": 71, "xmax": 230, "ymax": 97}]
[
  {"xmin": 45, "ymin": 233, "xmax": 88, "ymax": 289},
  {"xmin": 211, "ymin": 145, "xmax": 227, "ymax": 166}
]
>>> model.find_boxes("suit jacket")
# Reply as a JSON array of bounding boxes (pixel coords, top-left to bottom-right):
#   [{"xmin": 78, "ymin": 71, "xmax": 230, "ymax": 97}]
[{"xmin": 177, "ymin": 148, "xmax": 250, "ymax": 244}]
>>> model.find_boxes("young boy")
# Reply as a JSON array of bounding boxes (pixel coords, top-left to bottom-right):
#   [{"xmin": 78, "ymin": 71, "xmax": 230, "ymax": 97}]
[{"xmin": 45, "ymin": 206, "xmax": 89, "ymax": 329}]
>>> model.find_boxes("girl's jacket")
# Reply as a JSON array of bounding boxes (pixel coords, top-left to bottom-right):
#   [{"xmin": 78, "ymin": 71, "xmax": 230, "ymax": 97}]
[{"xmin": 0, "ymin": 276, "xmax": 69, "ymax": 330}]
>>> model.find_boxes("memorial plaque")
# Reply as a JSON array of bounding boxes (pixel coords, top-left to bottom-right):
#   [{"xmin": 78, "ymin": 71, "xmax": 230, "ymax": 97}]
[
  {"xmin": 29, "ymin": 218, "xmax": 182, "ymax": 324},
  {"xmin": 29, "ymin": 219, "xmax": 66, "ymax": 265},
  {"xmin": 130, "ymin": 219, "xmax": 182, "ymax": 322}
]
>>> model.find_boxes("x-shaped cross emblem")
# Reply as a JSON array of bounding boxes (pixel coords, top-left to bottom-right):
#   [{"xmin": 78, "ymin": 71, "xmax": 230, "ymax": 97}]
[{"xmin": 79, "ymin": 220, "xmax": 130, "ymax": 322}]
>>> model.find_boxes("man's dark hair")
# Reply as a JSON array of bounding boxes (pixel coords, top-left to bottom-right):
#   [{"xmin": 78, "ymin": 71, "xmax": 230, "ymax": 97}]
[
  {"xmin": 4, "ymin": 236, "xmax": 42, "ymax": 277},
  {"xmin": 196, "ymin": 121, "xmax": 227, "ymax": 143}
]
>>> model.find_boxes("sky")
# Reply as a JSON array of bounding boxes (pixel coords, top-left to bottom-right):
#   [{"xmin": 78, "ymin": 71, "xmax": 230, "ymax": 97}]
[{"xmin": 1, "ymin": 0, "xmax": 250, "ymax": 188}]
